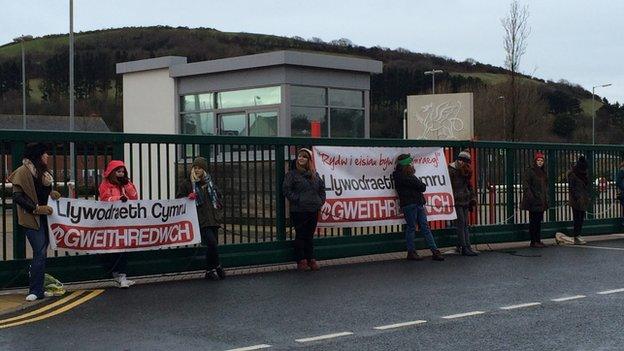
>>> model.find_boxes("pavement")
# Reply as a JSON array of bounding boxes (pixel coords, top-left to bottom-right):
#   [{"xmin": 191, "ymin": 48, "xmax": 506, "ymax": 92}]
[
  {"xmin": 0, "ymin": 234, "xmax": 606, "ymax": 315},
  {"xmin": 1, "ymin": 233, "xmax": 624, "ymax": 350}
]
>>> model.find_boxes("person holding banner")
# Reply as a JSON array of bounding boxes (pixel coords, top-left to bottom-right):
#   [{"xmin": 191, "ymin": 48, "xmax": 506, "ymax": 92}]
[
  {"xmin": 8, "ymin": 143, "xmax": 61, "ymax": 301},
  {"xmin": 283, "ymin": 148, "xmax": 326, "ymax": 271},
  {"xmin": 521, "ymin": 152, "xmax": 548, "ymax": 248},
  {"xmin": 98, "ymin": 160, "xmax": 138, "ymax": 288},
  {"xmin": 448, "ymin": 150, "xmax": 478, "ymax": 256},
  {"xmin": 176, "ymin": 156, "xmax": 226, "ymax": 281},
  {"xmin": 393, "ymin": 154, "xmax": 445, "ymax": 261}
]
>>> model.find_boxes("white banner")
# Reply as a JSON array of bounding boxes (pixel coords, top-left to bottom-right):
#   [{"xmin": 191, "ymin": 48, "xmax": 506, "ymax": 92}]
[
  {"xmin": 313, "ymin": 146, "xmax": 456, "ymax": 227},
  {"xmin": 47, "ymin": 197, "xmax": 201, "ymax": 253}
]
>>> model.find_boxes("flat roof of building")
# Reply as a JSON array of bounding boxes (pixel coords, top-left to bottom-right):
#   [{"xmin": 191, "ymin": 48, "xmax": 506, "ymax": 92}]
[{"xmin": 116, "ymin": 50, "xmax": 383, "ymax": 77}]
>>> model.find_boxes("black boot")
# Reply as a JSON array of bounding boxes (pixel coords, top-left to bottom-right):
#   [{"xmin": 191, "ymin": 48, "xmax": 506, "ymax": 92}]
[
  {"xmin": 406, "ymin": 250, "xmax": 423, "ymax": 261},
  {"xmin": 461, "ymin": 246, "xmax": 478, "ymax": 256},
  {"xmin": 431, "ymin": 249, "xmax": 445, "ymax": 261},
  {"xmin": 215, "ymin": 265, "xmax": 226, "ymax": 279}
]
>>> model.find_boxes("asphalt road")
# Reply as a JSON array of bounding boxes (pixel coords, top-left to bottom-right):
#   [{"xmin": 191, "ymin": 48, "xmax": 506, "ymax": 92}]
[{"xmin": 2, "ymin": 239, "xmax": 624, "ymax": 351}]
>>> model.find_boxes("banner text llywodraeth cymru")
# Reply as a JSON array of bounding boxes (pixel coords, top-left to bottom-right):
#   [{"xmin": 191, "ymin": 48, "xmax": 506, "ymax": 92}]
[{"xmin": 56, "ymin": 201, "xmax": 188, "ymax": 224}]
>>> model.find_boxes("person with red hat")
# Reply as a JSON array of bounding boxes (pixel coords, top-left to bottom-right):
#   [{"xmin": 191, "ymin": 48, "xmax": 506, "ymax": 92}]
[
  {"xmin": 98, "ymin": 160, "xmax": 138, "ymax": 288},
  {"xmin": 521, "ymin": 152, "xmax": 548, "ymax": 248}
]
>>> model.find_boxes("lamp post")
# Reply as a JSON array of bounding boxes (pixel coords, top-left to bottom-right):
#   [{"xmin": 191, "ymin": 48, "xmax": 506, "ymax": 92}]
[
  {"xmin": 592, "ymin": 83, "xmax": 612, "ymax": 144},
  {"xmin": 12, "ymin": 35, "xmax": 33, "ymax": 130},
  {"xmin": 424, "ymin": 69, "xmax": 443, "ymax": 94},
  {"xmin": 69, "ymin": 0, "xmax": 76, "ymax": 190}
]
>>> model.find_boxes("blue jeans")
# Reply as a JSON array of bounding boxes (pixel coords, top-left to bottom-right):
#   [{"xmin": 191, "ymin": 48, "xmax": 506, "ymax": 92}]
[
  {"xmin": 25, "ymin": 224, "xmax": 49, "ymax": 298},
  {"xmin": 403, "ymin": 204, "xmax": 438, "ymax": 252}
]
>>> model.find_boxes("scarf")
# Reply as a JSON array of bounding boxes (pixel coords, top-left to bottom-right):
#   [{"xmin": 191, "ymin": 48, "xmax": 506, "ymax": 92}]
[
  {"xmin": 23, "ymin": 158, "xmax": 53, "ymax": 187},
  {"xmin": 190, "ymin": 170, "xmax": 221, "ymax": 209}
]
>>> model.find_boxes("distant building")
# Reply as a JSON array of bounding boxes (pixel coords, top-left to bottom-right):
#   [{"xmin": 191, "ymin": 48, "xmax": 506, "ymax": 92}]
[
  {"xmin": 0, "ymin": 114, "xmax": 110, "ymax": 132},
  {"xmin": 116, "ymin": 50, "xmax": 382, "ymax": 138}
]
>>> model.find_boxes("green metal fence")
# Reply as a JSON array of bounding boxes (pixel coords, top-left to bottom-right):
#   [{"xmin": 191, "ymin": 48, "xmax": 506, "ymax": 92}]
[{"xmin": 1, "ymin": 130, "xmax": 623, "ymax": 288}]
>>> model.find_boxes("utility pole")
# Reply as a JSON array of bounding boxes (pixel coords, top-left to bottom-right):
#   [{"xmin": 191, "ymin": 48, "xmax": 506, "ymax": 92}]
[
  {"xmin": 13, "ymin": 35, "xmax": 33, "ymax": 129},
  {"xmin": 424, "ymin": 69, "xmax": 443, "ymax": 94},
  {"xmin": 69, "ymin": 0, "xmax": 76, "ymax": 193}
]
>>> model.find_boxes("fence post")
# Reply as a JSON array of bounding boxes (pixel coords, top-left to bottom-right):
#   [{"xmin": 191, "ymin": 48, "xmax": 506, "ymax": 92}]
[
  {"xmin": 547, "ymin": 149, "xmax": 557, "ymax": 221},
  {"xmin": 505, "ymin": 148, "xmax": 515, "ymax": 224},
  {"xmin": 11, "ymin": 142, "xmax": 26, "ymax": 259},
  {"xmin": 112, "ymin": 140, "xmax": 125, "ymax": 161},
  {"xmin": 275, "ymin": 145, "xmax": 286, "ymax": 241}
]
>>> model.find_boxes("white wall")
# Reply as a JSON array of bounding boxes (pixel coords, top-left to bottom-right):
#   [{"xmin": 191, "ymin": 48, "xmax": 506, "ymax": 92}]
[
  {"xmin": 122, "ymin": 68, "xmax": 178, "ymax": 199},
  {"xmin": 123, "ymin": 68, "xmax": 177, "ymax": 134}
]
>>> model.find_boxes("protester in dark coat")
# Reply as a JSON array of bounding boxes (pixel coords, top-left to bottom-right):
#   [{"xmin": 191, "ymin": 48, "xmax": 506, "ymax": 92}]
[
  {"xmin": 616, "ymin": 162, "xmax": 624, "ymax": 216},
  {"xmin": 567, "ymin": 156, "xmax": 590, "ymax": 245},
  {"xmin": 98, "ymin": 160, "xmax": 137, "ymax": 288},
  {"xmin": 8, "ymin": 143, "xmax": 61, "ymax": 301},
  {"xmin": 448, "ymin": 150, "xmax": 478, "ymax": 256},
  {"xmin": 393, "ymin": 153, "xmax": 444, "ymax": 261},
  {"xmin": 176, "ymin": 156, "xmax": 225, "ymax": 280},
  {"xmin": 521, "ymin": 152, "xmax": 548, "ymax": 248},
  {"xmin": 283, "ymin": 148, "xmax": 326, "ymax": 271}
]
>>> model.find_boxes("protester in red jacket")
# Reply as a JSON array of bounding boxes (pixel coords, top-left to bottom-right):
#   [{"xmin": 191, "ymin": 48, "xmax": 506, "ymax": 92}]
[
  {"xmin": 98, "ymin": 160, "xmax": 138, "ymax": 288},
  {"xmin": 99, "ymin": 160, "xmax": 138, "ymax": 202}
]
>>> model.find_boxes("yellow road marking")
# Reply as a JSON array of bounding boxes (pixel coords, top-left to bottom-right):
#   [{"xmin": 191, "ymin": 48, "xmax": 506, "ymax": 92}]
[
  {"xmin": 0, "ymin": 290, "xmax": 104, "ymax": 329},
  {"xmin": 0, "ymin": 290, "xmax": 86, "ymax": 324}
]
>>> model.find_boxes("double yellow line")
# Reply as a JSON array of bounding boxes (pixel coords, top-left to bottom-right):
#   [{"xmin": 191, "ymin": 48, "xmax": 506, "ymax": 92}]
[{"xmin": 0, "ymin": 289, "xmax": 104, "ymax": 329}]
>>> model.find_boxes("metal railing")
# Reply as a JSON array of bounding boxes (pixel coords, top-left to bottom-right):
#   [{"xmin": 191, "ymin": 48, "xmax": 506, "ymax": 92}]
[{"xmin": 1, "ymin": 130, "xmax": 623, "ymax": 287}]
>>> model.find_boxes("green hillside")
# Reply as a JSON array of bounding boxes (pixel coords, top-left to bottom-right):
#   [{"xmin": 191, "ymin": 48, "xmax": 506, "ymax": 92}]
[{"xmin": 0, "ymin": 26, "xmax": 621, "ymax": 142}]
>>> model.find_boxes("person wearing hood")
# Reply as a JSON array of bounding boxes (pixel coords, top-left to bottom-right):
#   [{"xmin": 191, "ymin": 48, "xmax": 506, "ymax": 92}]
[
  {"xmin": 176, "ymin": 156, "xmax": 225, "ymax": 280},
  {"xmin": 393, "ymin": 153, "xmax": 444, "ymax": 261},
  {"xmin": 567, "ymin": 156, "xmax": 590, "ymax": 245},
  {"xmin": 283, "ymin": 148, "xmax": 326, "ymax": 271},
  {"xmin": 521, "ymin": 152, "xmax": 548, "ymax": 248},
  {"xmin": 98, "ymin": 160, "xmax": 138, "ymax": 288},
  {"xmin": 448, "ymin": 150, "xmax": 478, "ymax": 256},
  {"xmin": 8, "ymin": 143, "xmax": 61, "ymax": 301}
]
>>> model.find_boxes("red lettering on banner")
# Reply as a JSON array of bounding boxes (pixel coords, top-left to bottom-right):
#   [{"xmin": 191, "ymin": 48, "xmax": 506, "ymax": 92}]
[
  {"xmin": 318, "ymin": 152, "xmax": 348, "ymax": 170},
  {"xmin": 412, "ymin": 152, "xmax": 441, "ymax": 168},
  {"xmin": 424, "ymin": 193, "xmax": 454, "ymax": 215},
  {"xmin": 49, "ymin": 221, "xmax": 196, "ymax": 251},
  {"xmin": 320, "ymin": 196, "xmax": 402, "ymax": 223}
]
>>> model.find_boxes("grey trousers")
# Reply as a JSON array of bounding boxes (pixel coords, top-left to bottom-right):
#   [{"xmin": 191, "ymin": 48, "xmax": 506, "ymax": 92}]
[{"xmin": 455, "ymin": 206, "xmax": 471, "ymax": 247}]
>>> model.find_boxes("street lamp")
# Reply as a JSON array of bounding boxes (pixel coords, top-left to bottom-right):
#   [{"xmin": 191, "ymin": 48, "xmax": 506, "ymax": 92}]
[
  {"xmin": 12, "ymin": 35, "xmax": 33, "ymax": 130},
  {"xmin": 69, "ymin": 0, "xmax": 76, "ymax": 191},
  {"xmin": 424, "ymin": 69, "xmax": 444, "ymax": 94},
  {"xmin": 592, "ymin": 83, "xmax": 612, "ymax": 144}
]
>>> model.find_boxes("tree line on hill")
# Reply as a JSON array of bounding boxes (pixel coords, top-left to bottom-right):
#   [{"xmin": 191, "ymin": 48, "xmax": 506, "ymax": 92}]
[{"xmin": 0, "ymin": 26, "xmax": 623, "ymax": 143}]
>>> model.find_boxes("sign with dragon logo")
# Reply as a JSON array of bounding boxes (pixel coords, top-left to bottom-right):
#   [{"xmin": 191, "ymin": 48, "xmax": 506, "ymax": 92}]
[{"xmin": 406, "ymin": 93, "xmax": 474, "ymax": 140}]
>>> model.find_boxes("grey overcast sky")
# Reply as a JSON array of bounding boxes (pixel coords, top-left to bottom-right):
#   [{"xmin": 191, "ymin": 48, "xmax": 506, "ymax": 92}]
[{"xmin": 2, "ymin": 0, "xmax": 623, "ymax": 104}]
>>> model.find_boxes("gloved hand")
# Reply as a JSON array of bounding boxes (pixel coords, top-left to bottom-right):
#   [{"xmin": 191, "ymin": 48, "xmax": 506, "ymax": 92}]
[
  {"xmin": 50, "ymin": 190, "xmax": 61, "ymax": 200},
  {"xmin": 120, "ymin": 195, "xmax": 128, "ymax": 203},
  {"xmin": 188, "ymin": 192, "xmax": 197, "ymax": 200},
  {"xmin": 33, "ymin": 205, "xmax": 53, "ymax": 216}
]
